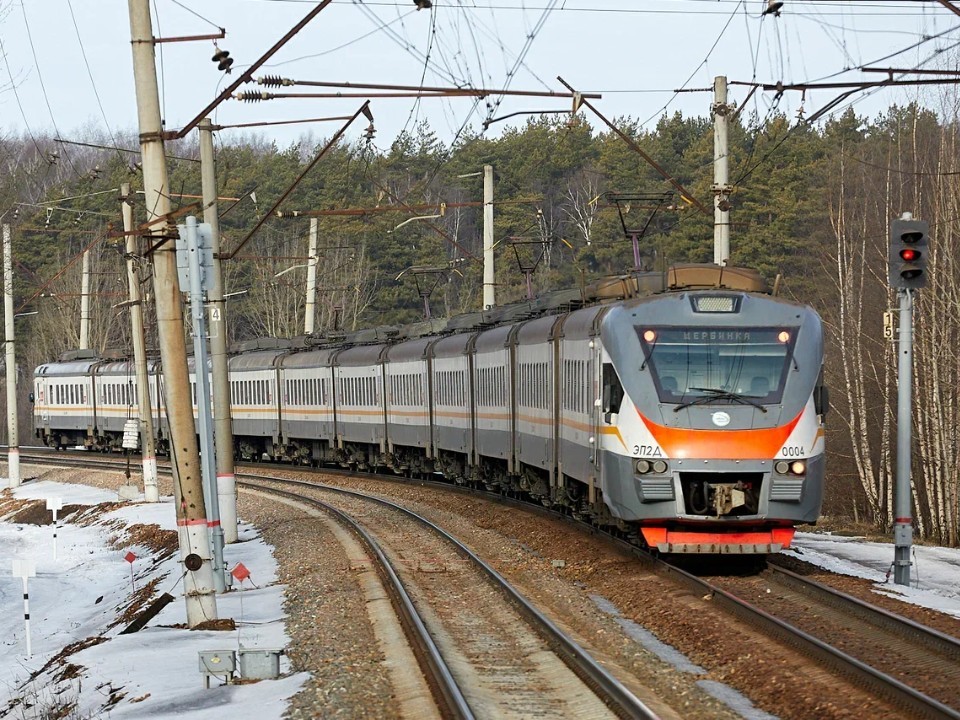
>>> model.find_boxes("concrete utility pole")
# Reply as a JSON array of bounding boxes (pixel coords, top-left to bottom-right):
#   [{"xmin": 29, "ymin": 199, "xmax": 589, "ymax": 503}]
[
  {"xmin": 895, "ymin": 285, "xmax": 914, "ymax": 586},
  {"xmin": 120, "ymin": 183, "xmax": 159, "ymax": 502},
  {"xmin": 128, "ymin": 0, "xmax": 217, "ymax": 624},
  {"xmin": 305, "ymin": 218, "xmax": 319, "ymax": 335},
  {"xmin": 3, "ymin": 224, "xmax": 19, "ymax": 488},
  {"xmin": 712, "ymin": 76, "xmax": 731, "ymax": 265},
  {"xmin": 199, "ymin": 118, "xmax": 238, "ymax": 544},
  {"xmin": 483, "ymin": 164, "xmax": 496, "ymax": 309},
  {"xmin": 79, "ymin": 249, "xmax": 91, "ymax": 350}
]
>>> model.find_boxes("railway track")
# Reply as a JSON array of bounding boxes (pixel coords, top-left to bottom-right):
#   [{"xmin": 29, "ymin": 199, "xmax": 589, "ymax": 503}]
[
  {"xmin": 9, "ymin": 450, "xmax": 655, "ymax": 718},
  {"xmin": 9, "ymin": 449, "xmax": 960, "ymax": 718},
  {"xmin": 657, "ymin": 559, "xmax": 960, "ymax": 719},
  {"xmin": 240, "ymin": 473, "xmax": 657, "ymax": 719}
]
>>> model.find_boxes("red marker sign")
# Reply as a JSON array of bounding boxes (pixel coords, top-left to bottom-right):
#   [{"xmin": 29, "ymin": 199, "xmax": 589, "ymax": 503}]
[
  {"xmin": 124, "ymin": 551, "xmax": 137, "ymax": 564},
  {"xmin": 231, "ymin": 563, "xmax": 250, "ymax": 582}
]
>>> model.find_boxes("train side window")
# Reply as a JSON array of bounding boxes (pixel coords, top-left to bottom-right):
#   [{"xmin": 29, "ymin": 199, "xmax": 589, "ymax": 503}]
[{"xmin": 601, "ymin": 363, "xmax": 624, "ymax": 421}]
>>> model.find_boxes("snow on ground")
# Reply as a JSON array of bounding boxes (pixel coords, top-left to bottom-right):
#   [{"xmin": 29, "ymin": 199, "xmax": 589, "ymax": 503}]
[
  {"xmin": 2, "ymin": 476, "xmax": 959, "ymax": 718},
  {"xmin": 0, "ymin": 479, "xmax": 307, "ymax": 719},
  {"xmin": 786, "ymin": 531, "xmax": 960, "ymax": 619}
]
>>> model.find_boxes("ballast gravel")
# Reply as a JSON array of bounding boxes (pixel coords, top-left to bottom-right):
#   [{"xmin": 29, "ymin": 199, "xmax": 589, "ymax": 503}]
[{"xmin": 15, "ymin": 461, "xmax": 958, "ymax": 719}]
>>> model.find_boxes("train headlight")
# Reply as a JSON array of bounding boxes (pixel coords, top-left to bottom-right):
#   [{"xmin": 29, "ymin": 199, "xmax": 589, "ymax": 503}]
[
  {"xmin": 652, "ymin": 459, "xmax": 668, "ymax": 474},
  {"xmin": 775, "ymin": 460, "xmax": 806, "ymax": 475},
  {"xmin": 636, "ymin": 459, "xmax": 651, "ymax": 474}
]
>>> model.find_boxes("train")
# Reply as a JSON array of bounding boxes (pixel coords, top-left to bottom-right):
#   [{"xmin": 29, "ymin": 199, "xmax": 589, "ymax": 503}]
[{"xmin": 32, "ymin": 263, "xmax": 828, "ymax": 554}]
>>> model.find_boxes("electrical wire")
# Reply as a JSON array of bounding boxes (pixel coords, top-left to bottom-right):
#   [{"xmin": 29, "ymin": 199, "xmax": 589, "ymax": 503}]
[
  {"xmin": 66, "ymin": 0, "xmax": 126, "ymax": 167},
  {"xmin": 0, "ymin": 33, "xmax": 45, "ymax": 161},
  {"xmin": 168, "ymin": 0, "xmax": 224, "ymax": 30},
  {"xmin": 152, "ymin": 0, "xmax": 168, "ymax": 125},
  {"xmin": 637, "ymin": 0, "xmax": 744, "ymax": 130},
  {"xmin": 484, "ymin": 0, "xmax": 558, "ymax": 123},
  {"xmin": 18, "ymin": 1, "xmax": 81, "ymax": 178}
]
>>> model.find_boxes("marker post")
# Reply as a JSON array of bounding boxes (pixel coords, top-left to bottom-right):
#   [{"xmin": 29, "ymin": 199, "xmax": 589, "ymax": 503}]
[
  {"xmin": 46, "ymin": 498, "xmax": 63, "ymax": 562},
  {"xmin": 12, "ymin": 558, "xmax": 36, "ymax": 657}
]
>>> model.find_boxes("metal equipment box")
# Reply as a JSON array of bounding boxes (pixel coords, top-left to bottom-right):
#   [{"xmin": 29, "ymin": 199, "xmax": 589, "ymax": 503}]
[
  {"xmin": 237, "ymin": 647, "xmax": 283, "ymax": 680},
  {"xmin": 198, "ymin": 649, "xmax": 236, "ymax": 688}
]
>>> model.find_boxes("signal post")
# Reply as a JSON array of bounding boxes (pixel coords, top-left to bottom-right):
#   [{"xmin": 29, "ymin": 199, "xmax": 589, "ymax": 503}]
[{"xmin": 888, "ymin": 213, "xmax": 929, "ymax": 587}]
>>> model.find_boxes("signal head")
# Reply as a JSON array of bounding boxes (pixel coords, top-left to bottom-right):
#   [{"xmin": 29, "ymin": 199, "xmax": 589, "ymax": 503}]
[{"xmin": 889, "ymin": 217, "xmax": 929, "ymax": 289}]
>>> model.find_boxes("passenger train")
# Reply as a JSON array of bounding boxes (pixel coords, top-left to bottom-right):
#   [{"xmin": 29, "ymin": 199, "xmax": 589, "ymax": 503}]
[{"xmin": 32, "ymin": 264, "xmax": 828, "ymax": 554}]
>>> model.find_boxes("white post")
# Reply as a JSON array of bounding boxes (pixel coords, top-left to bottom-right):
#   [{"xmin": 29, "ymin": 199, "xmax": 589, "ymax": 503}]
[
  {"xmin": 12, "ymin": 559, "xmax": 35, "ymax": 657},
  {"xmin": 483, "ymin": 164, "xmax": 495, "ymax": 309},
  {"xmin": 46, "ymin": 497, "xmax": 62, "ymax": 562},
  {"xmin": 305, "ymin": 218, "xmax": 318, "ymax": 335},
  {"xmin": 121, "ymin": 183, "xmax": 159, "ymax": 502},
  {"xmin": 79, "ymin": 248, "xmax": 91, "ymax": 349},
  {"xmin": 3, "ymin": 224, "xmax": 19, "ymax": 488},
  {"xmin": 199, "ymin": 118, "xmax": 238, "ymax": 544},
  {"xmin": 712, "ymin": 75, "xmax": 730, "ymax": 265}
]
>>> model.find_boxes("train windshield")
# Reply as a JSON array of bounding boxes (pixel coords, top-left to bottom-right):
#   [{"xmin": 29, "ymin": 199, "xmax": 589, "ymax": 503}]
[{"xmin": 637, "ymin": 327, "xmax": 796, "ymax": 404}]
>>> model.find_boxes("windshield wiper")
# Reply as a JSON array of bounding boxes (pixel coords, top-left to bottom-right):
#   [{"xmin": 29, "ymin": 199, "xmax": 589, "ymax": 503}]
[{"xmin": 674, "ymin": 387, "xmax": 768, "ymax": 413}]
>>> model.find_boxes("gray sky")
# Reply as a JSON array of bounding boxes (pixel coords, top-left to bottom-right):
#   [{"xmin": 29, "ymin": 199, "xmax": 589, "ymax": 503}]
[{"xmin": 1, "ymin": 1, "xmax": 958, "ymax": 152}]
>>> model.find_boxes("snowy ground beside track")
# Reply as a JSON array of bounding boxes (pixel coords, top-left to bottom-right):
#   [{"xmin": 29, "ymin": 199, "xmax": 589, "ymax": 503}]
[
  {"xmin": 0, "ymin": 479, "xmax": 306, "ymax": 719},
  {"xmin": 2, "ymin": 476, "xmax": 959, "ymax": 718}
]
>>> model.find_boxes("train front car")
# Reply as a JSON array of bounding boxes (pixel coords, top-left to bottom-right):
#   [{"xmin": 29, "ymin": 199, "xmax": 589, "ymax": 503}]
[{"xmin": 597, "ymin": 267, "xmax": 826, "ymax": 554}]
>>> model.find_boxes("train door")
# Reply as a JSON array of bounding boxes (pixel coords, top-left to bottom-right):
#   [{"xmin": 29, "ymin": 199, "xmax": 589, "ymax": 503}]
[{"xmin": 34, "ymin": 371, "xmax": 49, "ymax": 435}]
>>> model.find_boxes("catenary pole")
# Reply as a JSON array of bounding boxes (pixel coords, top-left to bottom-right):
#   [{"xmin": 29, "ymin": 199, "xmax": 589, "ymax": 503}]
[
  {"xmin": 3, "ymin": 224, "xmax": 19, "ymax": 487},
  {"xmin": 713, "ymin": 76, "xmax": 731, "ymax": 265},
  {"xmin": 305, "ymin": 218, "xmax": 318, "ymax": 334},
  {"xmin": 120, "ymin": 183, "xmax": 159, "ymax": 502},
  {"xmin": 199, "ymin": 118, "xmax": 238, "ymax": 544},
  {"xmin": 79, "ymin": 249, "xmax": 91, "ymax": 349},
  {"xmin": 483, "ymin": 164, "xmax": 495, "ymax": 309},
  {"xmin": 128, "ymin": 0, "xmax": 217, "ymax": 624}
]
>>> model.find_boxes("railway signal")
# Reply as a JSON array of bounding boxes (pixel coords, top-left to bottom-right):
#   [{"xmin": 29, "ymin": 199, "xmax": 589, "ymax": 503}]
[{"xmin": 889, "ymin": 216, "xmax": 929, "ymax": 289}]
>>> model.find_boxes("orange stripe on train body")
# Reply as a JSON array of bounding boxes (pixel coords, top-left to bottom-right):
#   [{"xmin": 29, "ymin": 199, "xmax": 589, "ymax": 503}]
[{"xmin": 637, "ymin": 410, "xmax": 803, "ymax": 460}]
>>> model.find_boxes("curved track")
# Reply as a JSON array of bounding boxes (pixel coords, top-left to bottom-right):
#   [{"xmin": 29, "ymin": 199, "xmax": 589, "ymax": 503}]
[
  {"xmin": 10, "ymin": 449, "xmax": 960, "ymax": 718},
  {"xmin": 241, "ymin": 473, "xmax": 658, "ymax": 719},
  {"xmin": 657, "ymin": 560, "xmax": 960, "ymax": 720}
]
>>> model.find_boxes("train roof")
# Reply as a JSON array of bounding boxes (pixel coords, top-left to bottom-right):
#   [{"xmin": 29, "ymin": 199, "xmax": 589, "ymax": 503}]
[
  {"xmin": 228, "ymin": 349, "xmax": 288, "ymax": 371},
  {"xmin": 35, "ymin": 360, "xmax": 100, "ymax": 376},
  {"xmin": 35, "ymin": 265, "xmax": 783, "ymax": 376}
]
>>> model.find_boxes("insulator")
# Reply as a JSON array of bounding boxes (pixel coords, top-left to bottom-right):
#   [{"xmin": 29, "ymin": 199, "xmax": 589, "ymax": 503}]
[
  {"xmin": 257, "ymin": 75, "xmax": 293, "ymax": 87},
  {"xmin": 234, "ymin": 91, "xmax": 272, "ymax": 103}
]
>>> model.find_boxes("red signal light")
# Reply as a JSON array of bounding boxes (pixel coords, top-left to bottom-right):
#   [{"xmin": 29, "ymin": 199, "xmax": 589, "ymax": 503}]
[{"xmin": 900, "ymin": 248, "xmax": 919, "ymax": 262}]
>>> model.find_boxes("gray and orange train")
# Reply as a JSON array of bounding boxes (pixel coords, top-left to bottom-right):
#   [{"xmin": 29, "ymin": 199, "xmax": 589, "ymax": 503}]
[{"xmin": 33, "ymin": 264, "xmax": 828, "ymax": 554}]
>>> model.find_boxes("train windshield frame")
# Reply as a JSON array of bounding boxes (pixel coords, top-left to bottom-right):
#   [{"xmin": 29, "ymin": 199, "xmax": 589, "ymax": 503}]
[{"xmin": 636, "ymin": 326, "xmax": 798, "ymax": 405}]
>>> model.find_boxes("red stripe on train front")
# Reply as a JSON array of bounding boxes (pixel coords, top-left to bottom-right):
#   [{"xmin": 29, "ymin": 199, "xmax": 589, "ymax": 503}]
[
  {"xmin": 637, "ymin": 409, "xmax": 803, "ymax": 460},
  {"xmin": 641, "ymin": 527, "xmax": 795, "ymax": 554}
]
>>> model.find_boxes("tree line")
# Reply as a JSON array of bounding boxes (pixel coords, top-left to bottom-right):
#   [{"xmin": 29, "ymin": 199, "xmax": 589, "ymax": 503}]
[{"xmin": 1, "ymin": 99, "xmax": 956, "ymax": 545}]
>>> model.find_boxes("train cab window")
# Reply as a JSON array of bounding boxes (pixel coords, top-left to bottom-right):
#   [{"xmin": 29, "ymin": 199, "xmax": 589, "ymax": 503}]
[
  {"xmin": 601, "ymin": 363, "xmax": 624, "ymax": 419},
  {"xmin": 638, "ymin": 326, "xmax": 795, "ymax": 404}
]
